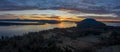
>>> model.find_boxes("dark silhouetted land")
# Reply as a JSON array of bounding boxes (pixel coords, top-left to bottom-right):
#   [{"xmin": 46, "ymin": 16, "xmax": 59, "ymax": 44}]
[{"xmin": 0, "ymin": 19, "xmax": 120, "ymax": 52}]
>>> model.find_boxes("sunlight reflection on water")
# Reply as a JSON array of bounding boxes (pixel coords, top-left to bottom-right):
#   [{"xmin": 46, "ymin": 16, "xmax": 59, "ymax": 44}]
[
  {"xmin": 0, "ymin": 22, "xmax": 119, "ymax": 37},
  {"xmin": 0, "ymin": 22, "xmax": 76, "ymax": 37}
]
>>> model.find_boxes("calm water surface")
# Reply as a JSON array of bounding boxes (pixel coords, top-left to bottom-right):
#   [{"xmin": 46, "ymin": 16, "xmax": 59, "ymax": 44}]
[
  {"xmin": 0, "ymin": 22, "xmax": 120, "ymax": 37},
  {"xmin": 104, "ymin": 22, "xmax": 120, "ymax": 26},
  {"xmin": 0, "ymin": 22, "xmax": 76, "ymax": 37}
]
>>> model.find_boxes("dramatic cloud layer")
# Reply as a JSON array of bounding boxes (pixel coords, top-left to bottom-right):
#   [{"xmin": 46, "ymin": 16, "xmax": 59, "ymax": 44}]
[
  {"xmin": 0, "ymin": 10, "xmax": 118, "ymax": 18},
  {"xmin": 0, "ymin": 0, "xmax": 120, "ymax": 19},
  {"xmin": 0, "ymin": 0, "xmax": 120, "ymax": 12}
]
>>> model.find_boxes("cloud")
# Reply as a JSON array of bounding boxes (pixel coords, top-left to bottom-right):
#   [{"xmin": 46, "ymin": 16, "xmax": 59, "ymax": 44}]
[
  {"xmin": 0, "ymin": 0, "xmax": 120, "ymax": 11},
  {"xmin": 0, "ymin": 0, "xmax": 120, "ymax": 17},
  {"xmin": 75, "ymin": 13, "xmax": 118, "ymax": 17},
  {"xmin": 0, "ymin": 10, "xmax": 118, "ymax": 18},
  {"xmin": 60, "ymin": 9, "xmax": 118, "ymax": 17}
]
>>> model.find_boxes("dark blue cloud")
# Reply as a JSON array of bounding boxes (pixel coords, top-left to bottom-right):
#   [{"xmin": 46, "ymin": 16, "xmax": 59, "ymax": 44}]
[{"xmin": 0, "ymin": 0, "xmax": 120, "ymax": 14}]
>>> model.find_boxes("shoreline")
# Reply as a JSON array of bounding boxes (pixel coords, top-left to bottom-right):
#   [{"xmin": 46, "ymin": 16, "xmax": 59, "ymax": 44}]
[{"xmin": 0, "ymin": 26, "xmax": 120, "ymax": 52}]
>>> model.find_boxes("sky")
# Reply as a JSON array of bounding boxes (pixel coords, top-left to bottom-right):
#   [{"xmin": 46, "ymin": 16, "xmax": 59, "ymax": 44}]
[{"xmin": 0, "ymin": 0, "xmax": 120, "ymax": 22}]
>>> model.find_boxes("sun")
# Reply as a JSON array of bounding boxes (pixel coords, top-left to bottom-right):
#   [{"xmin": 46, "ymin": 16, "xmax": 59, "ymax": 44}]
[{"xmin": 59, "ymin": 18, "xmax": 64, "ymax": 21}]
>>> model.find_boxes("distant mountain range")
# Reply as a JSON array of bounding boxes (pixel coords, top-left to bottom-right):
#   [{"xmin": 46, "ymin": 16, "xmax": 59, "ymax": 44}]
[
  {"xmin": 0, "ymin": 19, "xmax": 60, "ymax": 25},
  {"xmin": 0, "ymin": 0, "xmax": 120, "ymax": 15}
]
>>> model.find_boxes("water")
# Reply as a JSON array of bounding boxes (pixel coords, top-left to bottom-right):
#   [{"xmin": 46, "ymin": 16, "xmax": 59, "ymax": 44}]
[
  {"xmin": 0, "ymin": 22, "xmax": 120, "ymax": 37},
  {"xmin": 104, "ymin": 22, "xmax": 120, "ymax": 26},
  {"xmin": 0, "ymin": 22, "xmax": 76, "ymax": 37}
]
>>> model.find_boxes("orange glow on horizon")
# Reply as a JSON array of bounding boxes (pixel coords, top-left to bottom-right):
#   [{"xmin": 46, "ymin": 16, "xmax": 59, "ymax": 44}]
[
  {"xmin": 18, "ymin": 15, "xmax": 85, "ymax": 22},
  {"xmin": 59, "ymin": 18, "xmax": 64, "ymax": 21},
  {"xmin": 19, "ymin": 15, "xmax": 120, "ymax": 22},
  {"xmin": 4, "ymin": 15, "xmax": 120, "ymax": 22}
]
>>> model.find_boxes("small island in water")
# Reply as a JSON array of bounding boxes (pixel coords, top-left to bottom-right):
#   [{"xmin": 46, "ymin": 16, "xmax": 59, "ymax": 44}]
[{"xmin": 0, "ymin": 18, "xmax": 120, "ymax": 52}]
